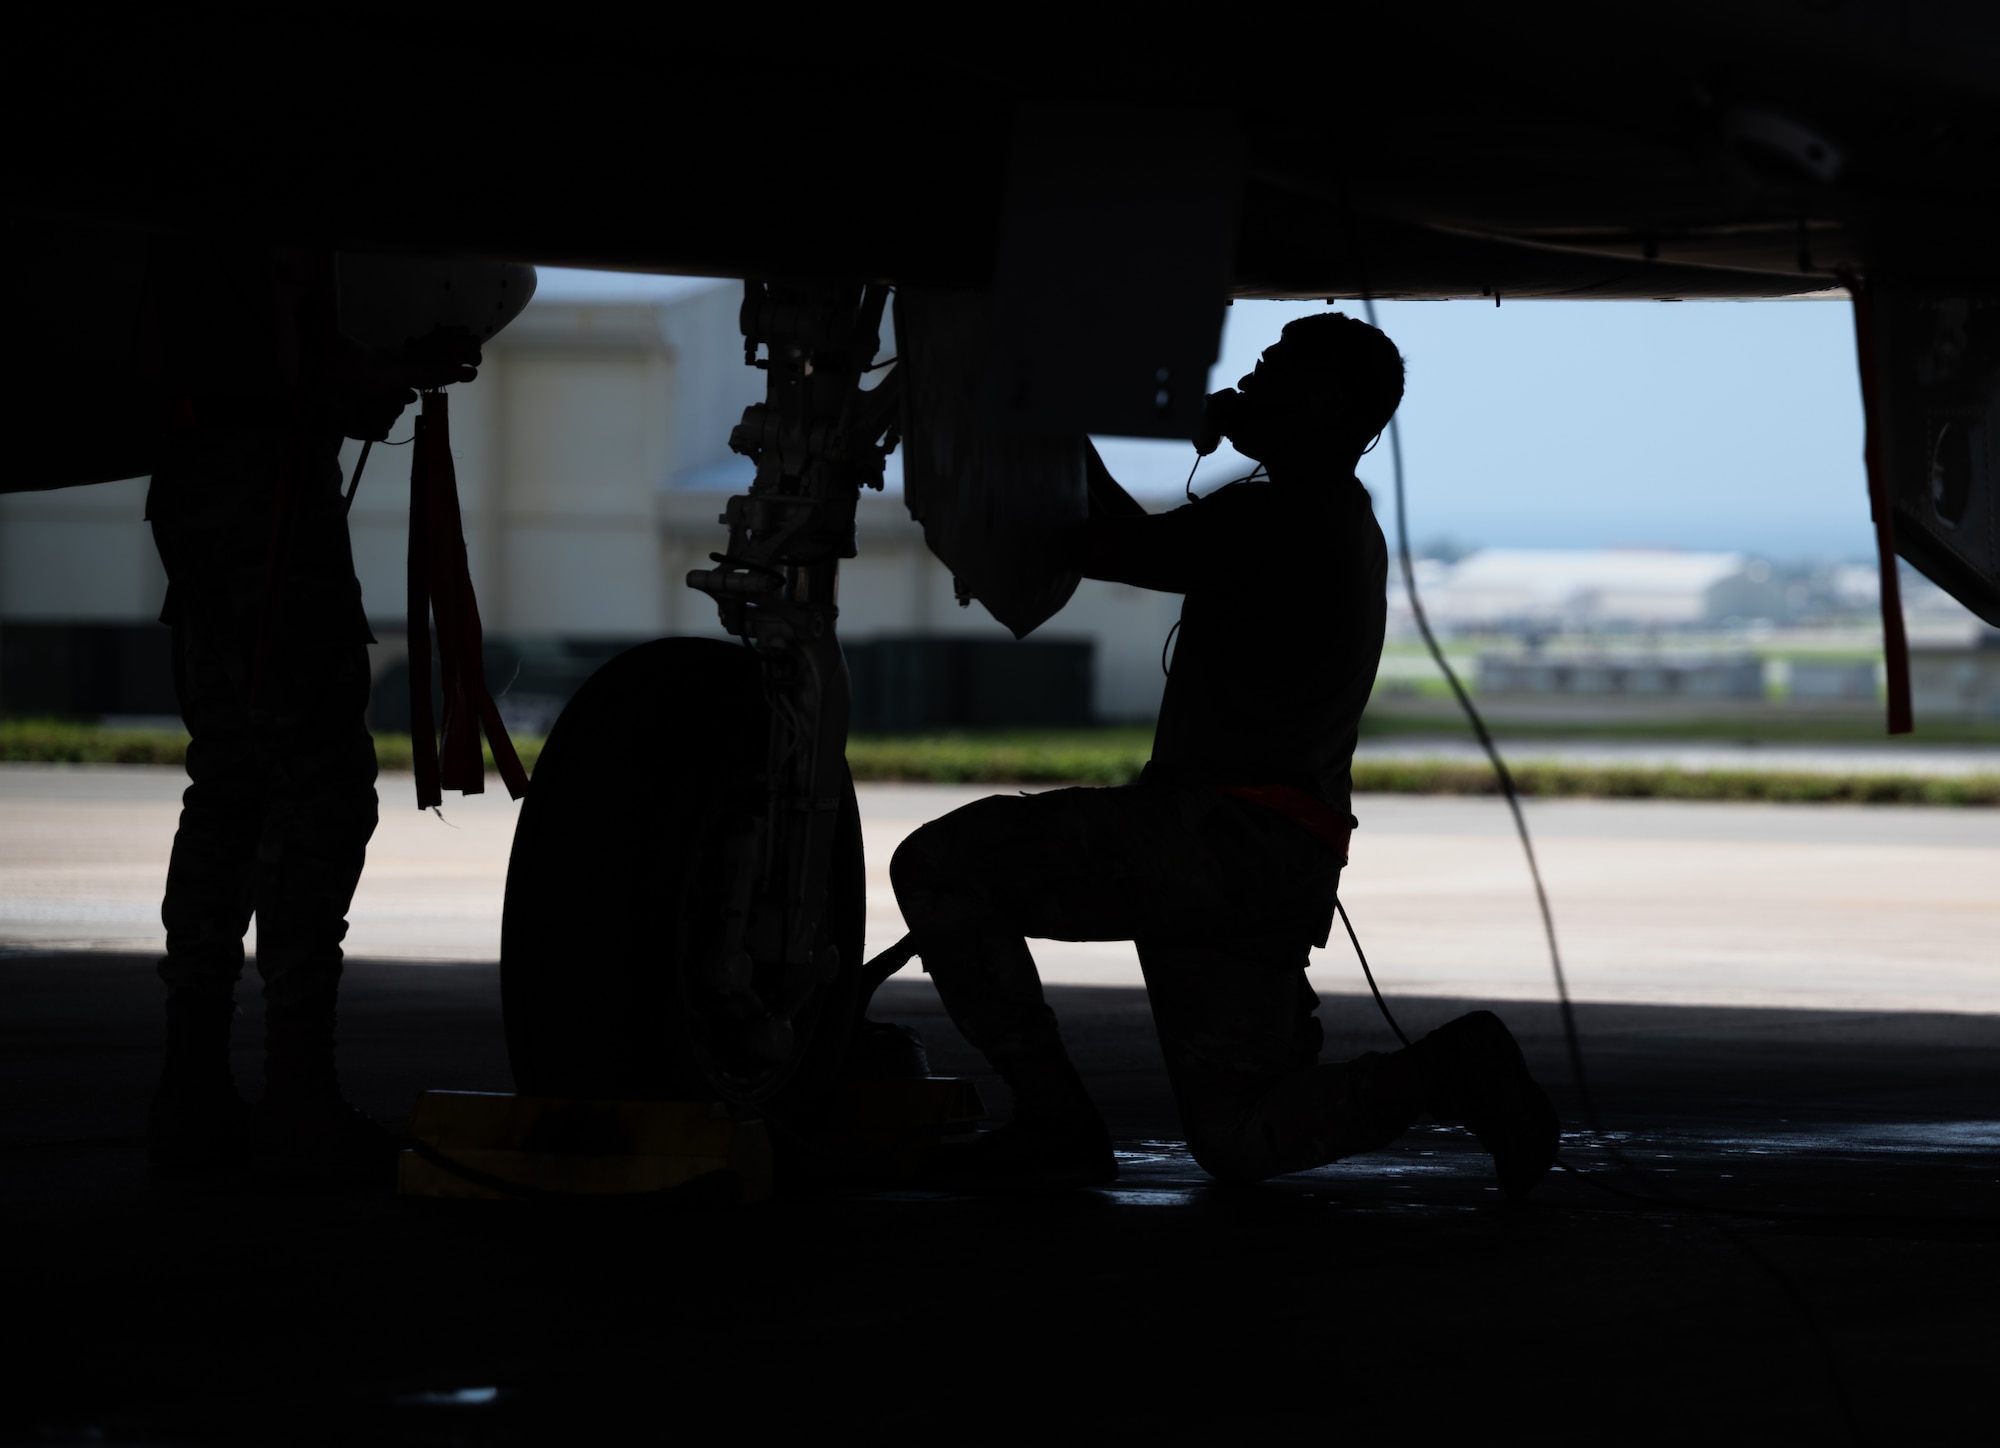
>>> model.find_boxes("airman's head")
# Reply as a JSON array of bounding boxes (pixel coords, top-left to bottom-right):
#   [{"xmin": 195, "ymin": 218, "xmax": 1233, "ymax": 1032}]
[{"xmin": 1214, "ymin": 312, "xmax": 1404, "ymax": 475}]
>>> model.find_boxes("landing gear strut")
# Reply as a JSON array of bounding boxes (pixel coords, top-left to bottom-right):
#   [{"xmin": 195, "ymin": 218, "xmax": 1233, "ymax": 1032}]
[
  {"xmin": 500, "ymin": 282, "xmax": 899, "ymax": 1112},
  {"xmin": 681, "ymin": 281, "xmax": 901, "ymax": 1073},
  {"xmin": 686, "ymin": 281, "xmax": 899, "ymax": 1003}
]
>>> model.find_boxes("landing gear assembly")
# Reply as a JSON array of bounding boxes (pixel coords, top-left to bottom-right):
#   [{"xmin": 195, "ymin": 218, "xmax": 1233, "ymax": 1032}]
[{"xmin": 499, "ymin": 282, "xmax": 904, "ymax": 1125}]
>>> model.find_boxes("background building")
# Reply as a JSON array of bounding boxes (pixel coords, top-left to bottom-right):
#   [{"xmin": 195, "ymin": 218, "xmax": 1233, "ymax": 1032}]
[
  {"xmin": 0, "ymin": 274, "xmax": 1181, "ymax": 731},
  {"xmin": 6, "ymin": 272, "xmax": 1996, "ymax": 728}
]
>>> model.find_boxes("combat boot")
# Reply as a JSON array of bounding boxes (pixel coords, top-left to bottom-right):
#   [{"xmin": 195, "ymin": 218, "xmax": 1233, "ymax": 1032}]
[
  {"xmin": 1415, "ymin": 1010, "xmax": 1560, "ymax": 1198},
  {"xmin": 251, "ymin": 996, "xmax": 402, "ymax": 1188},
  {"xmin": 148, "ymin": 991, "xmax": 251, "ymax": 1170}
]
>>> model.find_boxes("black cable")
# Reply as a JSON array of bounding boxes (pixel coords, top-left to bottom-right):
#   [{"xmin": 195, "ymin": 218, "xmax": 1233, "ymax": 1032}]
[
  {"xmin": 342, "ymin": 438, "xmax": 371, "ymax": 513},
  {"xmin": 1336, "ymin": 900, "xmax": 1409, "ymax": 1048},
  {"xmin": 1353, "ymin": 295, "xmax": 1865, "ymax": 1444},
  {"xmin": 1186, "ymin": 457, "xmax": 1265, "ymax": 504},
  {"xmin": 1168, "ymin": 454, "xmax": 1269, "ymax": 677},
  {"xmin": 341, "ymin": 428, "xmax": 417, "ymax": 514},
  {"xmin": 1359, "ymin": 300, "xmax": 1590, "ymax": 1118},
  {"xmin": 1346, "ymin": 298, "xmax": 1675, "ymax": 1142}
]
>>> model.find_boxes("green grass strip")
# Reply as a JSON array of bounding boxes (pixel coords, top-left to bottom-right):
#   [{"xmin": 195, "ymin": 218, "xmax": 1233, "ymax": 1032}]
[
  {"xmin": 1360, "ymin": 708, "xmax": 2000, "ymax": 745},
  {"xmin": 1346, "ymin": 760, "xmax": 2000, "ymax": 806},
  {"xmin": 843, "ymin": 730, "xmax": 2000, "ymax": 802},
  {"xmin": 0, "ymin": 718, "xmax": 192, "ymax": 765},
  {"xmin": 4, "ymin": 719, "xmax": 1994, "ymax": 805},
  {"xmin": 845, "ymin": 729, "xmax": 1153, "ymax": 786},
  {"xmin": 0, "ymin": 720, "xmax": 548, "ymax": 776}
]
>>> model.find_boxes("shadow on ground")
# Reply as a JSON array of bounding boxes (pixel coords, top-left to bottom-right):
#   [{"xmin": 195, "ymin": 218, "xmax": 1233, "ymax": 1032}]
[{"xmin": 4, "ymin": 952, "xmax": 1997, "ymax": 1444}]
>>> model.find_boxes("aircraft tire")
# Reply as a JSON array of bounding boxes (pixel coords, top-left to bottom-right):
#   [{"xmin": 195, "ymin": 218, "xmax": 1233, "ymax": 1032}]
[{"xmin": 499, "ymin": 636, "xmax": 864, "ymax": 1122}]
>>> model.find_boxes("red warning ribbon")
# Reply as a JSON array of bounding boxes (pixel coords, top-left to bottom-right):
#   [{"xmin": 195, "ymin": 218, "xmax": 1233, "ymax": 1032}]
[
  {"xmin": 1215, "ymin": 783, "xmax": 1352, "ymax": 862},
  {"xmin": 406, "ymin": 388, "xmax": 530, "ymax": 807}
]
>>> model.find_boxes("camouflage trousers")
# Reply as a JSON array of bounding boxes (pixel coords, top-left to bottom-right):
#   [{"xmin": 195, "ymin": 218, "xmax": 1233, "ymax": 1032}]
[
  {"xmin": 148, "ymin": 428, "xmax": 379, "ymax": 1009},
  {"xmin": 891, "ymin": 780, "xmax": 1419, "ymax": 1182}
]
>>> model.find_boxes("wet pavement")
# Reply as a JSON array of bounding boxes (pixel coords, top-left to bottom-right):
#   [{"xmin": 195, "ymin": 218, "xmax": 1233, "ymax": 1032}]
[{"xmin": 4, "ymin": 951, "xmax": 1997, "ymax": 1445}]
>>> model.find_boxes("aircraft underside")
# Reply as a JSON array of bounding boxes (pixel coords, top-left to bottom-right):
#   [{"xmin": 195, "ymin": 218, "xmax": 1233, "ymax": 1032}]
[{"xmin": 8, "ymin": 3, "xmax": 1996, "ymax": 1105}]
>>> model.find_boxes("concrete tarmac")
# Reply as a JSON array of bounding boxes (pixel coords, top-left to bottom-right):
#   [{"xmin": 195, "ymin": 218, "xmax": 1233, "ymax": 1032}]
[
  {"xmin": 8, "ymin": 765, "xmax": 1995, "ymax": 1012},
  {"xmin": 4, "ymin": 766, "xmax": 1998, "ymax": 1443}
]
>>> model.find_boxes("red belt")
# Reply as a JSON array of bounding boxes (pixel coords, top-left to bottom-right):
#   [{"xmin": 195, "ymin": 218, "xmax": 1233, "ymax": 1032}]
[{"xmin": 1214, "ymin": 784, "xmax": 1351, "ymax": 862}]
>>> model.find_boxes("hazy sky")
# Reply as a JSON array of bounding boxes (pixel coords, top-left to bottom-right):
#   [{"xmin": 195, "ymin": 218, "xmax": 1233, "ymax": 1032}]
[
  {"xmin": 536, "ymin": 270, "xmax": 1874, "ymax": 562},
  {"xmin": 1099, "ymin": 297, "xmax": 1873, "ymax": 562}
]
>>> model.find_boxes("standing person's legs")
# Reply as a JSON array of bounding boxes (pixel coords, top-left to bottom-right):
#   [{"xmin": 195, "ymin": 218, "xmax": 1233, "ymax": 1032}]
[
  {"xmin": 158, "ymin": 629, "xmax": 264, "ymax": 1005},
  {"xmin": 147, "ymin": 431, "xmax": 281, "ymax": 1168},
  {"xmin": 247, "ymin": 629, "xmax": 379, "ymax": 1159},
  {"xmin": 147, "ymin": 615, "xmax": 264, "ymax": 1167},
  {"xmin": 147, "ymin": 430, "xmax": 382, "ymax": 1175},
  {"xmin": 245, "ymin": 448, "xmax": 379, "ymax": 1119}
]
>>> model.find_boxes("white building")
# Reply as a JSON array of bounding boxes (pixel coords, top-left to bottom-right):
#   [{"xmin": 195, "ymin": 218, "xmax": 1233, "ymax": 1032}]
[
  {"xmin": 0, "ymin": 272, "xmax": 1183, "ymax": 725},
  {"xmin": 13, "ymin": 271, "xmax": 1983, "ymax": 726},
  {"xmin": 1391, "ymin": 547, "xmax": 1762, "ymax": 633}
]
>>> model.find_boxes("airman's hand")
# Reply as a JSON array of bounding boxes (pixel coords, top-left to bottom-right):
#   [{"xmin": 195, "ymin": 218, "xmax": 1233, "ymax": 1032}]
[
  {"xmin": 334, "ymin": 384, "xmax": 418, "ymax": 444},
  {"xmin": 329, "ymin": 325, "xmax": 481, "ymax": 398},
  {"xmin": 396, "ymin": 325, "xmax": 483, "ymax": 390},
  {"xmin": 326, "ymin": 325, "xmax": 482, "ymax": 439}
]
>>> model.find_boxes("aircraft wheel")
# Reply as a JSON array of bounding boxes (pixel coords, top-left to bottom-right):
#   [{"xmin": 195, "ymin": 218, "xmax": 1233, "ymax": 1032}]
[{"xmin": 500, "ymin": 637, "xmax": 863, "ymax": 1119}]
